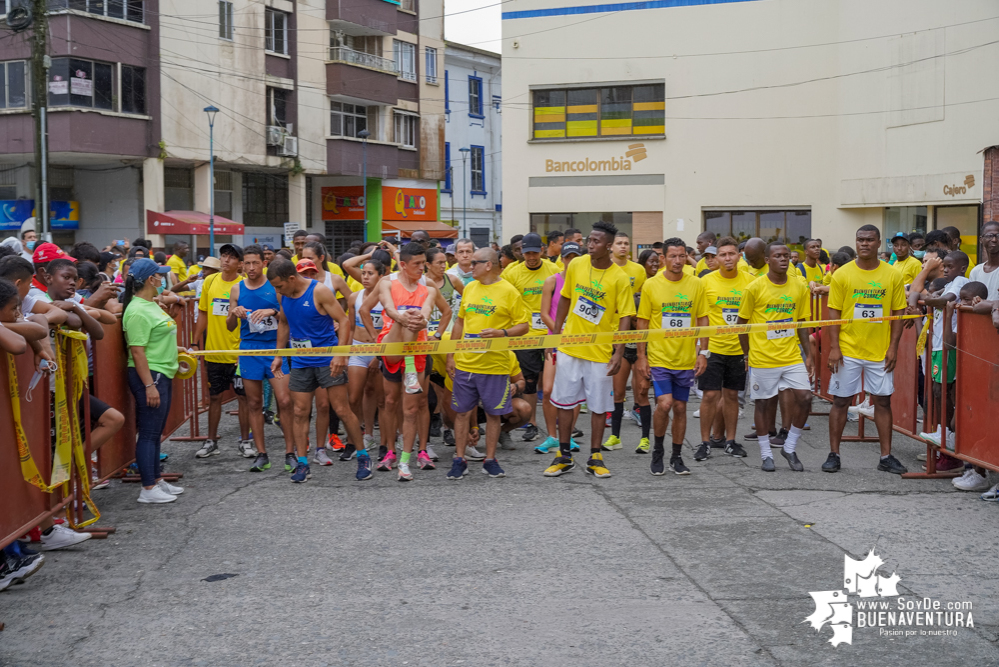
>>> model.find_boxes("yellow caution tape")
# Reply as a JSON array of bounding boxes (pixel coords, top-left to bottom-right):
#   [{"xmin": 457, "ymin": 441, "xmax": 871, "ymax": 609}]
[
  {"xmin": 9, "ymin": 353, "xmax": 49, "ymax": 492},
  {"xmin": 176, "ymin": 352, "xmax": 198, "ymax": 380},
  {"xmin": 57, "ymin": 329, "xmax": 100, "ymax": 529},
  {"xmin": 189, "ymin": 314, "xmax": 922, "ymax": 359}
]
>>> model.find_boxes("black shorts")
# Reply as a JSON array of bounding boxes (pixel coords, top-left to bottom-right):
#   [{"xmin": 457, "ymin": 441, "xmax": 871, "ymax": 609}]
[
  {"xmin": 79, "ymin": 394, "xmax": 112, "ymax": 430},
  {"xmin": 429, "ymin": 370, "xmax": 448, "ymax": 389},
  {"xmin": 623, "ymin": 343, "xmax": 638, "ymax": 365},
  {"xmin": 698, "ymin": 353, "xmax": 747, "ymax": 392},
  {"xmin": 514, "ymin": 348, "xmax": 543, "ymax": 394},
  {"xmin": 207, "ymin": 361, "xmax": 246, "ymax": 397},
  {"xmin": 381, "ymin": 356, "xmax": 429, "ymax": 383}
]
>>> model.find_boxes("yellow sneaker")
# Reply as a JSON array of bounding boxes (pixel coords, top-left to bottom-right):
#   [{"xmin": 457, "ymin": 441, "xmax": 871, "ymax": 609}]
[
  {"xmin": 586, "ymin": 453, "xmax": 612, "ymax": 478},
  {"xmin": 635, "ymin": 437, "xmax": 650, "ymax": 454},
  {"xmin": 543, "ymin": 455, "xmax": 575, "ymax": 477},
  {"xmin": 601, "ymin": 435, "xmax": 622, "ymax": 451}
]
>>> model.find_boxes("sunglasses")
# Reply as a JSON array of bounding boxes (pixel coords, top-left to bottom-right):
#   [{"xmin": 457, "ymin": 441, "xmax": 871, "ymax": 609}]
[{"xmin": 470, "ymin": 259, "xmax": 491, "ymax": 266}]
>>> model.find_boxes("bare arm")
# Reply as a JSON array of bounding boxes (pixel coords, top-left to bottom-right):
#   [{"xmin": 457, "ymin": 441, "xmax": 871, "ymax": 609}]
[
  {"xmin": 226, "ymin": 283, "xmax": 243, "ymax": 332},
  {"xmin": 5, "ymin": 319, "xmax": 47, "ymax": 342},
  {"xmin": 28, "ymin": 299, "xmax": 69, "ymax": 325},
  {"xmin": 358, "ymin": 282, "xmax": 385, "ymax": 339},
  {"xmin": 553, "ymin": 294, "xmax": 570, "ymax": 334},
  {"xmin": 342, "ymin": 252, "xmax": 371, "ymax": 283},
  {"xmin": 270, "ymin": 308, "xmax": 290, "ymax": 375},
  {"xmin": 0, "ymin": 324, "xmax": 27, "ymax": 355}
]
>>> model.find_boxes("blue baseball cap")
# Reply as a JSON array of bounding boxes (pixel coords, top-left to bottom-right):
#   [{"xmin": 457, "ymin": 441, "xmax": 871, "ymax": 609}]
[{"xmin": 129, "ymin": 258, "xmax": 171, "ymax": 283}]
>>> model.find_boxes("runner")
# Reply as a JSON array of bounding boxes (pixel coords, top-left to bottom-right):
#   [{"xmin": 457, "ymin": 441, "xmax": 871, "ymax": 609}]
[
  {"xmin": 225, "ymin": 245, "xmax": 295, "ymax": 473},
  {"xmin": 823, "ymin": 225, "xmax": 908, "ymax": 474},
  {"xmin": 635, "ymin": 238, "xmax": 709, "ymax": 476},
  {"xmin": 691, "ymin": 237, "xmax": 752, "ymax": 460},
  {"xmin": 344, "ymin": 257, "xmax": 388, "ymax": 462},
  {"xmin": 422, "ymin": 246, "xmax": 459, "ymax": 458},
  {"xmin": 796, "ymin": 239, "xmax": 826, "ymax": 285},
  {"xmin": 545, "ymin": 231, "xmax": 564, "ymax": 267},
  {"xmin": 501, "ymin": 233, "xmax": 560, "ymax": 446},
  {"xmin": 736, "ymin": 243, "xmax": 812, "ymax": 472},
  {"xmin": 742, "ymin": 238, "xmax": 768, "ymax": 279},
  {"xmin": 544, "ymin": 221, "xmax": 636, "ymax": 479},
  {"xmin": 693, "ymin": 231, "xmax": 716, "ymax": 275},
  {"xmin": 268, "ymin": 258, "xmax": 371, "ymax": 483}
]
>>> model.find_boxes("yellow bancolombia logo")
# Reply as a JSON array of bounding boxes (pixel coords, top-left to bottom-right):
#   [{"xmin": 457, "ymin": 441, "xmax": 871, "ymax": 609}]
[{"xmin": 546, "ymin": 143, "xmax": 647, "ymax": 173}]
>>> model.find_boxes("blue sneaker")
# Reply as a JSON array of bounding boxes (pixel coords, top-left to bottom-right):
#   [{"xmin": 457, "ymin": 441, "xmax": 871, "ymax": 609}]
[
  {"xmin": 570, "ymin": 438, "xmax": 581, "ymax": 452},
  {"xmin": 534, "ymin": 436, "xmax": 559, "ymax": 454},
  {"xmin": 356, "ymin": 454, "xmax": 373, "ymax": 481},
  {"xmin": 481, "ymin": 459, "xmax": 505, "ymax": 478},
  {"xmin": 291, "ymin": 463, "xmax": 311, "ymax": 483},
  {"xmin": 446, "ymin": 457, "xmax": 468, "ymax": 480},
  {"xmin": 159, "ymin": 452, "xmax": 169, "ymax": 462}
]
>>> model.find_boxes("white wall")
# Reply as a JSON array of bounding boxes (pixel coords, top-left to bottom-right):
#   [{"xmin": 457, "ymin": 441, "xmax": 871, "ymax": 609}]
[{"xmin": 74, "ymin": 166, "xmax": 143, "ymax": 247}]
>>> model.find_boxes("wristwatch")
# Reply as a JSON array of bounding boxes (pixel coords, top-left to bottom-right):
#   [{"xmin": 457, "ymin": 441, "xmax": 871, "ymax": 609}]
[{"xmin": 698, "ymin": 349, "xmax": 711, "ymax": 358}]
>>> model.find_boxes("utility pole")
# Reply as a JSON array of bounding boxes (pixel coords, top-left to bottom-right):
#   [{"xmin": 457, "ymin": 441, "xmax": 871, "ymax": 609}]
[{"xmin": 31, "ymin": 0, "xmax": 50, "ymax": 241}]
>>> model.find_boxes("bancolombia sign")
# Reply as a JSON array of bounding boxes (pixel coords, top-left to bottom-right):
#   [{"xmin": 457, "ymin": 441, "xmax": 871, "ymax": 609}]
[{"xmin": 545, "ymin": 143, "xmax": 648, "ymax": 173}]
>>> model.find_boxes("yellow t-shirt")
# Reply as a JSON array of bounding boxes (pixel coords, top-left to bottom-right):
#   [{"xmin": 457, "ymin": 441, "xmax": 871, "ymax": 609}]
[
  {"xmin": 500, "ymin": 260, "xmax": 522, "ymax": 277},
  {"xmin": 742, "ymin": 262, "xmax": 768, "ymax": 279},
  {"xmin": 547, "ymin": 255, "xmax": 565, "ymax": 270},
  {"xmin": 637, "ymin": 273, "xmax": 708, "ymax": 370},
  {"xmin": 822, "ymin": 270, "xmax": 834, "ymax": 286},
  {"xmin": 737, "ymin": 275, "xmax": 811, "ymax": 369},
  {"xmin": 798, "ymin": 261, "xmax": 826, "ymax": 284},
  {"xmin": 660, "ymin": 264, "xmax": 696, "ymax": 278},
  {"xmin": 560, "ymin": 254, "xmax": 636, "ymax": 364},
  {"xmin": 828, "ymin": 261, "xmax": 906, "ymax": 362},
  {"xmin": 501, "ymin": 260, "xmax": 561, "ymax": 335},
  {"xmin": 456, "ymin": 279, "xmax": 531, "ymax": 375},
  {"xmin": 701, "ymin": 270, "xmax": 756, "ymax": 356},
  {"xmin": 167, "ymin": 254, "xmax": 189, "ymax": 280},
  {"xmin": 198, "ymin": 272, "xmax": 243, "ymax": 363},
  {"xmin": 893, "ymin": 255, "xmax": 921, "ymax": 285},
  {"xmin": 616, "ymin": 260, "xmax": 647, "ymax": 296},
  {"xmin": 347, "ymin": 275, "xmax": 363, "ymax": 293}
]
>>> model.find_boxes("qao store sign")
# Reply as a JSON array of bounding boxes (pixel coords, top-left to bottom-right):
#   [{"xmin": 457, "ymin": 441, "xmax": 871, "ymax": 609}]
[{"xmin": 383, "ymin": 187, "xmax": 438, "ymax": 221}]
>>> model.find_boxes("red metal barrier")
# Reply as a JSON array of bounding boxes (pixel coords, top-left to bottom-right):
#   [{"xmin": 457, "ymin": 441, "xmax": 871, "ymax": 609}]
[
  {"xmin": 161, "ymin": 299, "xmax": 194, "ymax": 440},
  {"xmin": 890, "ymin": 320, "xmax": 920, "ymax": 437},
  {"xmin": 91, "ymin": 319, "xmax": 137, "ymax": 482},
  {"xmin": 951, "ymin": 306, "xmax": 999, "ymax": 473}
]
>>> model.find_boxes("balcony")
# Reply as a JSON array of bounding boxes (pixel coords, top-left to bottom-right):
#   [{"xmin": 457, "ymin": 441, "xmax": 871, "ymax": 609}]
[{"xmin": 328, "ymin": 47, "xmax": 398, "ymax": 75}]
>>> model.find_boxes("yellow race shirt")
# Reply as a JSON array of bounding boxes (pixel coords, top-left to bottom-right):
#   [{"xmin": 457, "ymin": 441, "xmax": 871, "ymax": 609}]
[
  {"xmin": 697, "ymin": 256, "xmax": 750, "ymax": 274},
  {"xmin": 637, "ymin": 273, "xmax": 708, "ymax": 370},
  {"xmin": 560, "ymin": 255, "xmax": 636, "ymax": 364},
  {"xmin": 828, "ymin": 261, "xmax": 906, "ymax": 362},
  {"xmin": 547, "ymin": 255, "xmax": 565, "ymax": 270},
  {"xmin": 500, "ymin": 260, "xmax": 522, "ymax": 277},
  {"xmin": 701, "ymin": 270, "xmax": 755, "ymax": 356},
  {"xmin": 502, "ymin": 260, "xmax": 561, "ymax": 335},
  {"xmin": 893, "ymin": 255, "xmax": 921, "ymax": 285},
  {"xmin": 198, "ymin": 272, "xmax": 243, "ymax": 363},
  {"xmin": 456, "ymin": 279, "xmax": 531, "ymax": 375},
  {"xmin": 823, "ymin": 270, "xmax": 834, "ymax": 286},
  {"xmin": 167, "ymin": 254, "xmax": 189, "ymax": 280},
  {"xmin": 737, "ymin": 275, "xmax": 811, "ymax": 369},
  {"xmin": 616, "ymin": 260, "xmax": 647, "ymax": 296},
  {"xmin": 661, "ymin": 264, "xmax": 696, "ymax": 278},
  {"xmin": 798, "ymin": 261, "xmax": 826, "ymax": 284},
  {"xmin": 743, "ymin": 262, "xmax": 768, "ymax": 279}
]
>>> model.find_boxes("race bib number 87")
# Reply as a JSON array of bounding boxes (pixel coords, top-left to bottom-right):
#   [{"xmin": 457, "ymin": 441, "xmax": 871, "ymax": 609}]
[
  {"xmin": 723, "ymin": 308, "xmax": 739, "ymax": 325},
  {"xmin": 572, "ymin": 296, "xmax": 605, "ymax": 325}
]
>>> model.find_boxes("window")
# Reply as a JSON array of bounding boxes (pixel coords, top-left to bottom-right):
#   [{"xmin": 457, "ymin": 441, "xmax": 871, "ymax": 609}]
[
  {"xmin": 265, "ymin": 9, "xmax": 288, "ymax": 55},
  {"xmin": 47, "ymin": 58, "xmax": 113, "ymax": 110},
  {"xmin": 393, "ymin": 40, "xmax": 416, "ymax": 81},
  {"xmin": 394, "ymin": 111, "xmax": 417, "ymax": 148},
  {"xmin": 703, "ymin": 210, "xmax": 812, "ymax": 250},
  {"xmin": 470, "ymin": 145, "xmax": 485, "ymax": 194},
  {"xmin": 0, "ymin": 61, "xmax": 28, "ymax": 109},
  {"xmin": 424, "ymin": 47, "xmax": 437, "ymax": 84},
  {"xmin": 69, "ymin": 0, "xmax": 143, "ymax": 22},
  {"xmin": 219, "ymin": 0, "xmax": 233, "ymax": 39},
  {"xmin": 443, "ymin": 142, "xmax": 451, "ymax": 193},
  {"xmin": 330, "ymin": 101, "xmax": 370, "ymax": 139},
  {"xmin": 532, "ymin": 83, "xmax": 664, "ymax": 140},
  {"xmin": 164, "ymin": 167, "xmax": 193, "ymax": 211},
  {"xmin": 242, "ymin": 172, "xmax": 289, "ymax": 227},
  {"xmin": 121, "ymin": 65, "xmax": 145, "ymax": 114},
  {"xmin": 268, "ymin": 87, "xmax": 288, "ymax": 126},
  {"xmin": 468, "ymin": 75, "xmax": 482, "ymax": 117}
]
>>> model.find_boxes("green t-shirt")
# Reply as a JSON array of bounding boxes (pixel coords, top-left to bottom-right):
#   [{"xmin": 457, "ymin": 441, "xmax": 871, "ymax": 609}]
[{"xmin": 123, "ymin": 297, "xmax": 179, "ymax": 379}]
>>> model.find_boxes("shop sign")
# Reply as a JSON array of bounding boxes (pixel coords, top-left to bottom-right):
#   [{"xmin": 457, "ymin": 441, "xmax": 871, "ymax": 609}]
[
  {"xmin": 382, "ymin": 187, "xmax": 438, "ymax": 221},
  {"xmin": 322, "ymin": 186, "xmax": 366, "ymax": 221},
  {"xmin": 544, "ymin": 143, "xmax": 648, "ymax": 173},
  {"xmin": 0, "ymin": 200, "xmax": 79, "ymax": 231},
  {"xmin": 943, "ymin": 175, "xmax": 976, "ymax": 197}
]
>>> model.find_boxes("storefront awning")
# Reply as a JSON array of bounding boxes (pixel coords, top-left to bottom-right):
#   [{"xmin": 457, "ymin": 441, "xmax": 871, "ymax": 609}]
[
  {"xmin": 146, "ymin": 210, "xmax": 245, "ymax": 236},
  {"xmin": 381, "ymin": 220, "xmax": 458, "ymax": 239}
]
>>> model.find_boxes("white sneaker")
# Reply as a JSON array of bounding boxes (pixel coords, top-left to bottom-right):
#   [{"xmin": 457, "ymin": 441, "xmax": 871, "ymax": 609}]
[
  {"xmin": 157, "ymin": 479, "xmax": 184, "ymax": 495},
  {"xmin": 238, "ymin": 440, "xmax": 256, "ymax": 458},
  {"xmin": 138, "ymin": 486, "xmax": 178, "ymax": 504},
  {"xmin": 919, "ymin": 427, "xmax": 942, "ymax": 446},
  {"xmin": 858, "ymin": 404, "xmax": 875, "ymax": 420},
  {"xmin": 846, "ymin": 411, "xmax": 859, "ymax": 422},
  {"xmin": 425, "ymin": 444, "xmax": 439, "ymax": 461},
  {"xmin": 397, "ymin": 462, "xmax": 413, "ymax": 482},
  {"xmin": 196, "ymin": 439, "xmax": 220, "ymax": 458},
  {"xmin": 953, "ymin": 469, "xmax": 990, "ymax": 492},
  {"xmin": 404, "ymin": 371, "xmax": 423, "ymax": 395},
  {"xmin": 693, "ymin": 409, "xmax": 701, "ymax": 418},
  {"xmin": 980, "ymin": 483, "xmax": 999, "ymax": 502},
  {"xmin": 465, "ymin": 446, "xmax": 485, "ymax": 461},
  {"xmin": 944, "ymin": 430, "xmax": 956, "ymax": 452},
  {"xmin": 363, "ymin": 434, "xmax": 376, "ymax": 450},
  {"xmin": 37, "ymin": 524, "xmax": 93, "ymax": 551}
]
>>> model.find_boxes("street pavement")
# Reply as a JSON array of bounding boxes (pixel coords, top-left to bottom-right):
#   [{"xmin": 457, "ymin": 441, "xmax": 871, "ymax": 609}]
[{"xmin": 2, "ymin": 395, "xmax": 997, "ymax": 666}]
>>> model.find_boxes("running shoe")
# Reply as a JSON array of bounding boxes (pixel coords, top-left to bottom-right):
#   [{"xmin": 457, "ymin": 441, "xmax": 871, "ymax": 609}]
[
  {"xmin": 195, "ymin": 439, "xmax": 220, "ymax": 458},
  {"xmin": 953, "ymin": 468, "xmax": 990, "ymax": 491},
  {"xmin": 771, "ymin": 428, "xmax": 788, "ymax": 447},
  {"xmin": 398, "ymin": 462, "xmax": 414, "ymax": 482},
  {"xmin": 635, "ymin": 437, "xmax": 650, "ymax": 454},
  {"xmin": 0, "ymin": 552, "xmax": 44, "ymax": 591},
  {"xmin": 356, "ymin": 454, "xmax": 373, "ymax": 481},
  {"xmin": 743, "ymin": 429, "xmax": 758, "ymax": 441},
  {"xmin": 443, "ymin": 428, "xmax": 455, "ymax": 446},
  {"xmin": 781, "ymin": 450, "xmax": 804, "ymax": 472},
  {"xmin": 284, "ymin": 452, "xmax": 297, "ymax": 472},
  {"xmin": 263, "ymin": 410, "xmax": 275, "ymax": 425},
  {"xmin": 535, "ymin": 436, "xmax": 559, "ymax": 454},
  {"xmin": 980, "ymin": 483, "xmax": 999, "ymax": 502},
  {"xmin": 694, "ymin": 442, "xmax": 711, "ymax": 461},
  {"xmin": 761, "ymin": 457, "xmax": 776, "ymax": 472},
  {"xmin": 543, "ymin": 456, "xmax": 575, "ymax": 477},
  {"xmin": 482, "ymin": 459, "xmax": 506, "ymax": 478},
  {"xmin": 601, "ymin": 435, "xmax": 622, "ymax": 451},
  {"xmin": 425, "ymin": 444, "xmax": 439, "ymax": 461},
  {"xmin": 314, "ymin": 447, "xmax": 334, "ymax": 466},
  {"xmin": 693, "ymin": 409, "xmax": 700, "ymax": 418},
  {"xmin": 159, "ymin": 452, "xmax": 169, "ymax": 462},
  {"xmin": 447, "ymin": 457, "xmax": 468, "ymax": 480},
  {"xmin": 821, "ymin": 452, "xmax": 841, "ymax": 473},
  {"xmin": 499, "ymin": 431, "xmax": 516, "ymax": 450},
  {"xmin": 924, "ymin": 454, "xmax": 962, "ymax": 472},
  {"xmin": 628, "ymin": 408, "xmax": 643, "ymax": 428},
  {"xmin": 709, "ymin": 435, "xmax": 726, "ymax": 449},
  {"xmin": 569, "ymin": 439, "xmax": 581, "ymax": 452},
  {"xmin": 238, "ymin": 440, "xmax": 256, "ymax": 458},
  {"xmin": 465, "ymin": 446, "xmax": 486, "ymax": 462},
  {"xmin": 38, "ymin": 524, "xmax": 92, "ymax": 551},
  {"xmin": 291, "ymin": 463, "xmax": 311, "ymax": 483},
  {"xmin": 158, "ymin": 479, "xmax": 184, "ymax": 495},
  {"xmin": 328, "ymin": 434, "xmax": 345, "ymax": 451},
  {"xmin": 429, "ymin": 413, "xmax": 442, "ymax": 438},
  {"xmin": 404, "ymin": 371, "xmax": 423, "ymax": 395},
  {"xmin": 91, "ymin": 466, "xmax": 110, "ymax": 490},
  {"xmin": 669, "ymin": 456, "xmax": 691, "ymax": 475},
  {"xmin": 725, "ymin": 441, "xmax": 748, "ymax": 458},
  {"xmin": 604, "ymin": 413, "xmax": 612, "ymax": 427},
  {"xmin": 586, "ymin": 454, "xmax": 611, "ymax": 478},
  {"xmin": 417, "ymin": 450, "xmax": 436, "ymax": 470},
  {"xmin": 338, "ymin": 443, "xmax": 357, "ymax": 461},
  {"xmin": 919, "ymin": 426, "xmax": 942, "ymax": 446},
  {"xmin": 363, "ymin": 434, "xmax": 377, "ymax": 450},
  {"xmin": 377, "ymin": 450, "xmax": 396, "ymax": 471},
  {"xmin": 877, "ymin": 454, "xmax": 907, "ymax": 475},
  {"xmin": 572, "ymin": 427, "xmax": 584, "ymax": 439},
  {"xmin": 522, "ymin": 423, "xmax": 539, "ymax": 442},
  {"xmin": 579, "ymin": 403, "xmax": 588, "ymax": 414},
  {"xmin": 138, "ymin": 486, "xmax": 176, "ymax": 504},
  {"xmin": 250, "ymin": 453, "xmax": 271, "ymax": 472},
  {"xmin": 650, "ymin": 449, "xmax": 665, "ymax": 476}
]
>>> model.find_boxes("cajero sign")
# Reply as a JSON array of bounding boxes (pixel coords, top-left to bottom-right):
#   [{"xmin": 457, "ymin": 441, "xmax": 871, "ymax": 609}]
[
  {"xmin": 545, "ymin": 143, "xmax": 648, "ymax": 173},
  {"xmin": 943, "ymin": 175, "xmax": 976, "ymax": 197}
]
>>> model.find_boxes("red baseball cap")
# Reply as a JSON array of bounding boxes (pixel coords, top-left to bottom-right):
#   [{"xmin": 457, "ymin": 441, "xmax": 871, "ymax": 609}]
[
  {"xmin": 32, "ymin": 242, "xmax": 75, "ymax": 264},
  {"xmin": 295, "ymin": 259, "xmax": 317, "ymax": 273}
]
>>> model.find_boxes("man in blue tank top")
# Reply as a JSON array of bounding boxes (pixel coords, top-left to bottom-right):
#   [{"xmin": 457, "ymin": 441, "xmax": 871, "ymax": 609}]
[
  {"xmin": 226, "ymin": 245, "xmax": 295, "ymax": 474},
  {"xmin": 267, "ymin": 258, "xmax": 372, "ymax": 482}
]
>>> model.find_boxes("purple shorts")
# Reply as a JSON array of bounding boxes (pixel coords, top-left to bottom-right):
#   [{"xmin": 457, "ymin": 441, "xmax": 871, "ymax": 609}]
[
  {"xmin": 651, "ymin": 367, "xmax": 696, "ymax": 402},
  {"xmin": 451, "ymin": 370, "xmax": 513, "ymax": 416}
]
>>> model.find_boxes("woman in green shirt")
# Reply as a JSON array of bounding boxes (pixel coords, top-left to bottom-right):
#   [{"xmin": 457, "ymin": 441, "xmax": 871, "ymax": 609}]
[{"xmin": 122, "ymin": 259, "xmax": 185, "ymax": 504}]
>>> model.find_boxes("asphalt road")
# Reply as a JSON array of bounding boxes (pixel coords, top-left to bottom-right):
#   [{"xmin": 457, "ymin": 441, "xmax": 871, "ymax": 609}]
[{"xmin": 2, "ymin": 397, "xmax": 996, "ymax": 666}]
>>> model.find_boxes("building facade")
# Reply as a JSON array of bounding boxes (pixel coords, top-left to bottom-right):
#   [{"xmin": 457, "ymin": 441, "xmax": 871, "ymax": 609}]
[
  {"xmin": 0, "ymin": 0, "xmax": 449, "ymax": 255},
  {"xmin": 501, "ymin": 0, "xmax": 999, "ymax": 262},
  {"xmin": 440, "ymin": 41, "xmax": 502, "ymax": 249}
]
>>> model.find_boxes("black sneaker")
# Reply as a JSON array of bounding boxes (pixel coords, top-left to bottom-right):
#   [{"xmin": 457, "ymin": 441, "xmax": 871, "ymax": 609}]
[
  {"xmin": 377, "ymin": 445, "xmax": 389, "ymax": 461},
  {"xmin": 877, "ymin": 454, "xmax": 908, "ymax": 475},
  {"xmin": 781, "ymin": 450, "xmax": 804, "ymax": 472},
  {"xmin": 250, "ymin": 453, "xmax": 271, "ymax": 472},
  {"xmin": 743, "ymin": 430, "xmax": 758, "ymax": 441},
  {"xmin": 443, "ymin": 429, "xmax": 456, "ymax": 446},
  {"xmin": 429, "ymin": 413, "xmax": 442, "ymax": 438},
  {"xmin": 725, "ymin": 441, "xmax": 748, "ymax": 458},
  {"xmin": 709, "ymin": 435, "xmax": 726, "ymax": 448},
  {"xmin": 771, "ymin": 428, "xmax": 788, "ymax": 447},
  {"xmin": 761, "ymin": 457, "xmax": 776, "ymax": 472},
  {"xmin": 821, "ymin": 452, "xmax": 841, "ymax": 473},
  {"xmin": 650, "ymin": 449, "xmax": 666, "ymax": 476},
  {"xmin": 284, "ymin": 452, "xmax": 297, "ymax": 472},
  {"xmin": 694, "ymin": 442, "xmax": 711, "ymax": 461},
  {"xmin": 263, "ymin": 410, "xmax": 275, "ymax": 425},
  {"xmin": 338, "ymin": 443, "xmax": 357, "ymax": 461},
  {"xmin": 572, "ymin": 427, "xmax": 584, "ymax": 439},
  {"xmin": 670, "ymin": 456, "xmax": 691, "ymax": 475},
  {"xmin": 522, "ymin": 423, "xmax": 540, "ymax": 442}
]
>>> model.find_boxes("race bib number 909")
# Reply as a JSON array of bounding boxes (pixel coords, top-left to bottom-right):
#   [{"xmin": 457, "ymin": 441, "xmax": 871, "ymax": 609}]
[{"xmin": 572, "ymin": 296, "xmax": 605, "ymax": 325}]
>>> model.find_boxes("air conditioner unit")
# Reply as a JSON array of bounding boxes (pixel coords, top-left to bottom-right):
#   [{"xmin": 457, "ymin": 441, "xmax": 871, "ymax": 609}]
[
  {"xmin": 279, "ymin": 135, "xmax": 299, "ymax": 157},
  {"xmin": 266, "ymin": 125, "xmax": 284, "ymax": 146}
]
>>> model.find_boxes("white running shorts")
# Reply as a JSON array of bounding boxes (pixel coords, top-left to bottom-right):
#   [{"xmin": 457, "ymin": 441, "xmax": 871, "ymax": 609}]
[
  {"xmin": 549, "ymin": 353, "xmax": 614, "ymax": 414},
  {"xmin": 749, "ymin": 364, "xmax": 810, "ymax": 400},
  {"xmin": 829, "ymin": 356, "xmax": 893, "ymax": 398}
]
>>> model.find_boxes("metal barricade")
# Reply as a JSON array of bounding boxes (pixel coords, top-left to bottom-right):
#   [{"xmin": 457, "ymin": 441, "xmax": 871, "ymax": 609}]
[
  {"xmin": 91, "ymin": 318, "xmax": 137, "ymax": 483},
  {"xmin": 951, "ymin": 306, "xmax": 999, "ymax": 472}
]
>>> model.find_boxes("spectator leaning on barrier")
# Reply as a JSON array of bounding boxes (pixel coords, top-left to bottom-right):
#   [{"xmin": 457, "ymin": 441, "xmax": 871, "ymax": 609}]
[{"xmin": 167, "ymin": 241, "xmax": 191, "ymax": 281}]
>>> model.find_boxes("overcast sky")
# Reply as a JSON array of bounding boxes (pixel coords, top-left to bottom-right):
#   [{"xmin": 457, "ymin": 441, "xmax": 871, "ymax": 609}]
[{"xmin": 444, "ymin": 0, "xmax": 502, "ymax": 54}]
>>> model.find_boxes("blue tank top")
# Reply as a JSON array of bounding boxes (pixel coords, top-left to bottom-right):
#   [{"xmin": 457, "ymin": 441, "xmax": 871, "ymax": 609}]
[
  {"xmin": 237, "ymin": 280, "xmax": 281, "ymax": 350},
  {"xmin": 282, "ymin": 280, "xmax": 338, "ymax": 368}
]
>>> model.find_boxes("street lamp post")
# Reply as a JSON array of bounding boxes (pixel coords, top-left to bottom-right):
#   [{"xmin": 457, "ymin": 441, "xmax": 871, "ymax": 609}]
[
  {"xmin": 358, "ymin": 129, "xmax": 370, "ymax": 242},
  {"xmin": 204, "ymin": 106, "xmax": 219, "ymax": 256},
  {"xmin": 458, "ymin": 147, "xmax": 470, "ymax": 239}
]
